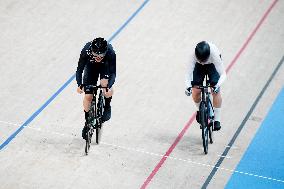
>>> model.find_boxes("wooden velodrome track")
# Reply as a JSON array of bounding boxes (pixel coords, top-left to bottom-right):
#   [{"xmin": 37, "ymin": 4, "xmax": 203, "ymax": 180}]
[{"xmin": 0, "ymin": 0, "xmax": 283, "ymax": 188}]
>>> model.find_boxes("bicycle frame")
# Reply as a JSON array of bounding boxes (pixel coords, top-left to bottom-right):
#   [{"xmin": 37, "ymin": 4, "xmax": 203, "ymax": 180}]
[
  {"xmin": 193, "ymin": 75, "xmax": 215, "ymax": 154},
  {"xmin": 88, "ymin": 85, "xmax": 107, "ymax": 128},
  {"xmin": 85, "ymin": 85, "xmax": 107, "ymax": 155},
  {"xmin": 198, "ymin": 76, "xmax": 214, "ymax": 121}
]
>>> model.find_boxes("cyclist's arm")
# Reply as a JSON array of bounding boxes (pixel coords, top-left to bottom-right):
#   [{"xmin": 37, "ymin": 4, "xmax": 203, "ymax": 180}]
[
  {"xmin": 106, "ymin": 45, "xmax": 116, "ymax": 89},
  {"xmin": 211, "ymin": 47, "xmax": 226, "ymax": 87},
  {"xmin": 215, "ymin": 64, "xmax": 226, "ymax": 87},
  {"xmin": 185, "ymin": 54, "xmax": 196, "ymax": 88},
  {"xmin": 76, "ymin": 46, "xmax": 88, "ymax": 87},
  {"xmin": 206, "ymin": 42, "xmax": 227, "ymax": 87}
]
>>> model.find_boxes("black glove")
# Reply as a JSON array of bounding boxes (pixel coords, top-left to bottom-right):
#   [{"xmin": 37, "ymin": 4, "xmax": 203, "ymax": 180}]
[
  {"xmin": 185, "ymin": 87, "xmax": 192, "ymax": 96},
  {"xmin": 212, "ymin": 85, "xmax": 220, "ymax": 93}
]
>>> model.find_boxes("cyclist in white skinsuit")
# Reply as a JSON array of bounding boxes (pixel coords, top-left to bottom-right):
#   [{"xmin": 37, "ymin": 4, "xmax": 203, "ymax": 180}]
[{"xmin": 185, "ymin": 41, "xmax": 226, "ymax": 131}]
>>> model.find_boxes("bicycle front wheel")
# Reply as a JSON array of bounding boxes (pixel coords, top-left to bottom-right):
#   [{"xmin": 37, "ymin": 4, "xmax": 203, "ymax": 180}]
[
  {"xmin": 207, "ymin": 99, "xmax": 214, "ymax": 144},
  {"xmin": 95, "ymin": 94, "xmax": 104, "ymax": 144},
  {"xmin": 200, "ymin": 101, "xmax": 209, "ymax": 154}
]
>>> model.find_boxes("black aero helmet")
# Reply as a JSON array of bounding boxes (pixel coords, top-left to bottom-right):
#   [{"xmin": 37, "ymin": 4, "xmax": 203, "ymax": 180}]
[
  {"xmin": 91, "ymin": 37, "xmax": 108, "ymax": 54},
  {"xmin": 195, "ymin": 41, "xmax": 210, "ymax": 62}
]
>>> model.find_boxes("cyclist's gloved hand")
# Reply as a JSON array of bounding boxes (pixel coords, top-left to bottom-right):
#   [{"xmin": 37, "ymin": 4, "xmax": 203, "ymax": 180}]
[
  {"xmin": 100, "ymin": 78, "xmax": 108, "ymax": 88},
  {"xmin": 212, "ymin": 85, "xmax": 220, "ymax": 93},
  {"xmin": 185, "ymin": 87, "xmax": 192, "ymax": 96},
  {"xmin": 76, "ymin": 84, "xmax": 84, "ymax": 94}
]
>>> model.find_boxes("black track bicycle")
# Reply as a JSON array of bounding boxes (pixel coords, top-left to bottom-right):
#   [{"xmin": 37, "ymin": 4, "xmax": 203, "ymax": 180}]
[
  {"xmin": 189, "ymin": 75, "xmax": 215, "ymax": 154},
  {"xmin": 84, "ymin": 85, "xmax": 107, "ymax": 155}
]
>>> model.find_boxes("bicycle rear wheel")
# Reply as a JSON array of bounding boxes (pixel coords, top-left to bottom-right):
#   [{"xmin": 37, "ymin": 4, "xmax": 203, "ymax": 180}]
[
  {"xmin": 200, "ymin": 101, "xmax": 209, "ymax": 154},
  {"xmin": 95, "ymin": 126, "xmax": 100, "ymax": 144},
  {"xmin": 85, "ymin": 130, "xmax": 91, "ymax": 155},
  {"xmin": 208, "ymin": 121, "xmax": 214, "ymax": 144}
]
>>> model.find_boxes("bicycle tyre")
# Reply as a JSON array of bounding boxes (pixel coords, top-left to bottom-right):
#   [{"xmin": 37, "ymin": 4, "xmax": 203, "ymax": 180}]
[
  {"xmin": 96, "ymin": 127, "xmax": 99, "ymax": 144},
  {"xmin": 95, "ymin": 93, "xmax": 104, "ymax": 144},
  {"xmin": 208, "ymin": 122, "xmax": 213, "ymax": 144},
  {"xmin": 207, "ymin": 100, "xmax": 214, "ymax": 144},
  {"xmin": 200, "ymin": 101, "xmax": 209, "ymax": 154},
  {"xmin": 85, "ymin": 131, "xmax": 90, "ymax": 155}
]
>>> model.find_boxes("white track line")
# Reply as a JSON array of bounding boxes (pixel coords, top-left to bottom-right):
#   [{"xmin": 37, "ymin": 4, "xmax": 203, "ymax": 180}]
[
  {"xmin": 217, "ymin": 155, "xmax": 232, "ymax": 159},
  {"xmin": 1, "ymin": 120, "xmax": 283, "ymax": 183},
  {"xmin": 0, "ymin": 120, "xmax": 22, "ymax": 127},
  {"xmin": 100, "ymin": 141, "xmax": 284, "ymax": 183}
]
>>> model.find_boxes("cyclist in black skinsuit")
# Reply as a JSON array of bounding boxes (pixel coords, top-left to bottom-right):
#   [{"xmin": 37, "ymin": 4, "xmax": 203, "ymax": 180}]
[{"xmin": 76, "ymin": 37, "xmax": 116, "ymax": 139}]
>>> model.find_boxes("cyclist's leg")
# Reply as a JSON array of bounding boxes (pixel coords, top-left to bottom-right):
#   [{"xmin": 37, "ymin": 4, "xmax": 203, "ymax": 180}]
[
  {"xmin": 99, "ymin": 76, "xmax": 113, "ymax": 122},
  {"xmin": 82, "ymin": 71, "xmax": 99, "ymax": 138},
  {"xmin": 100, "ymin": 79, "xmax": 114, "ymax": 98},
  {"xmin": 83, "ymin": 71, "xmax": 99, "ymax": 120},
  {"xmin": 99, "ymin": 65, "xmax": 114, "ymax": 98},
  {"xmin": 192, "ymin": 63, "xmax": 205, "ymax": 104},
  {"xmin": 82, "ymin": 91, "xmax": 93, "ymax": 139},
  {"xmin": 207, "ymin": 64, "xmax": 222, "ymax": 130},
  {"xmin": 103, "ymin": 88, "xmax": 113, "ymax": 107},
  {"xmin": 83, "ymin": 94, "xmax": 93, "ymax": 112},
  {"xmin": 212, "ymin": 93, "xmax": 222, "ymax": 118},
  {"xmin": 191, "ymin": 63, "xmax": 205, "ymax": 123},
  {"xmin": 101, "ymin": 89, "xmax": 113, "ymax": 122}
]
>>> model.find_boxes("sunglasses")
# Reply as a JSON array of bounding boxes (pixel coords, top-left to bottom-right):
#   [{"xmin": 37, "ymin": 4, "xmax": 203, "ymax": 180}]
[{"xmin": 91, "ymin": 51, "xmax": 106, "ymax": 58}]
